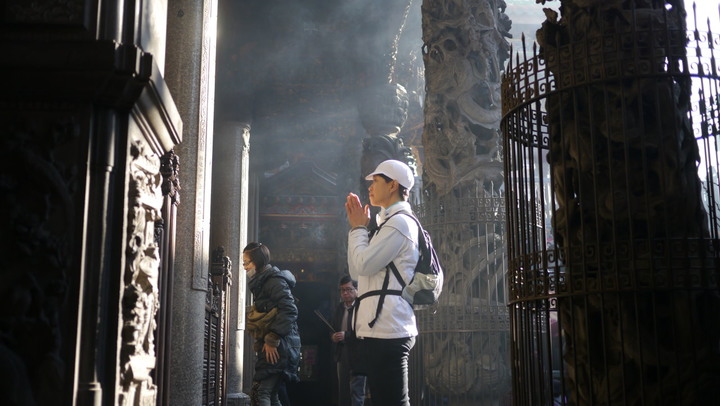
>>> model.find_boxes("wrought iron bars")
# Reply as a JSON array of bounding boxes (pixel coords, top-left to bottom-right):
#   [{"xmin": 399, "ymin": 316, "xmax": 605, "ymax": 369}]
[
  {"xmin": 502, "ymin": 2, "xmax": 720, "ymax": 405},
  {"xmin": 412, "ymin": 187, "xmax": 512, "ymax": 405}
]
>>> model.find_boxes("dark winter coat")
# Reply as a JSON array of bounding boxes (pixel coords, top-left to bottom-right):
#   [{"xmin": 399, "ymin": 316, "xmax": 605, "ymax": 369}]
[{"xmin": 248, "ymin": 264, "xmax": 301, "ymax": 382}]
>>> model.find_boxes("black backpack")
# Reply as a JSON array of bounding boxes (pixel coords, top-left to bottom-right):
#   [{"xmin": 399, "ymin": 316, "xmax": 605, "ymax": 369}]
[{"xmin": 360, "ymin": 211, "xmax": 444, "ymax": 327}]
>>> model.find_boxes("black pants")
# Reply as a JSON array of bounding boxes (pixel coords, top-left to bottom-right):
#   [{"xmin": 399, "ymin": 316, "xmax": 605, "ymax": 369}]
[{"xmin": 363, "ymin": 336, "xmax": 415, "ymax": 406}]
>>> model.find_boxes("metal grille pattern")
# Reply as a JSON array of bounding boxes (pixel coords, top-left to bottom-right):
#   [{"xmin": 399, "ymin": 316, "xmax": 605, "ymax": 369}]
[
  {"xmin": 502, "ymin": 3, "xmax": 720, "ymax": 405},
  {"xmin": 412, "ymin": 188, "xmax": 512, "ymax": 405}
]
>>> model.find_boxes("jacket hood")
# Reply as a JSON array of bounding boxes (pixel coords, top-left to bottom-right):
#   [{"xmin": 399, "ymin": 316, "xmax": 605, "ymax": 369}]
[
  {"xmin": 251, "ymin": 265, "xmax": 296, "ymax": 289},
  {"xmin": 273, "ymin": 267, "xmax": 296, "ymax": 288}
]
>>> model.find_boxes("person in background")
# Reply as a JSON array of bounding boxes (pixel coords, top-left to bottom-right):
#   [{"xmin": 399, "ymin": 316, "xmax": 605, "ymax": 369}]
[
  {"xmin": 244, "ymin": 242, "xmax": 301, "ymax": 406},
  {"xmin": 331, "ymin": 275, "xmax": 367, "ymax": 406},
  {"xmin": 345, "ymin": 159, "xmax": 419, "ymax": 406}
]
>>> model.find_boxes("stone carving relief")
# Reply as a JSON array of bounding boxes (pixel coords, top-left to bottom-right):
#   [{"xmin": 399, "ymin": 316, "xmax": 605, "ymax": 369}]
[
  {"xmin": 421, "ymin": 0, "xmax": 509, "ymax": 196},
  {"xmin": 118, "ymin": 138, "xmax": 163, "ymax": 405},
  {"xmin": 419, "ymin": 0, "xmax": 511, "ymax": 401},
  {"xmin": 358, "ymin": 83, "xmax": 410, "ymax": 138},
  {"xmin": 0, "ymin": 117, "xmax": 80, "ymax": 405},
  {"xmin": 160, "ymin": 150, "xmax": 181, "ymax": 207},
  {"xmin": 361, "ymin": 132, "xmax": 414, "ymax": 176}
]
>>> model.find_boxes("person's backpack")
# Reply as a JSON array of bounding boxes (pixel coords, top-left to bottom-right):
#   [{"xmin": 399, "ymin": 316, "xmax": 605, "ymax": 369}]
[
  {"xmin": 360, "ymin": 211, "xmax": 444, "ymax": 327},
  {"xmin": 389, "ymin": 212, "xmax": 444, "ymax": 307}
]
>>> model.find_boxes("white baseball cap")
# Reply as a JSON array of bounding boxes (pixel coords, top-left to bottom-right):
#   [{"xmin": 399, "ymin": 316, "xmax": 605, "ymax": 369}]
[{"xmin": 365, "ymin": 159, "xmax": 414, "ymax": 190}]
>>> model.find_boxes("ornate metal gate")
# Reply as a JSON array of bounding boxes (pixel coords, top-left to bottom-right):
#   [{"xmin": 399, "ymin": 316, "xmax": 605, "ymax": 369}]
[
  {"xmin": 413, "ymin": 188, "xmax": 512, "ymax": 405},
  {"xmin": 502, "ymin": 2, "xmax": 720, "ymax": 405},
  {"xmin": 203, "ymin": 247, "xmax": 233, "ymax": 405}
]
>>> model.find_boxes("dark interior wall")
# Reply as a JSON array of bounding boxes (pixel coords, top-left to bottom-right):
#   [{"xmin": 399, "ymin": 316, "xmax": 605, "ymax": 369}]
[
  {"xmin": 0, "ymin": 1, "xmax": 181, "ymax": 404},
  {"xmin": 0, "ymin": 104, "xmax": 93, "ymax": 406}
]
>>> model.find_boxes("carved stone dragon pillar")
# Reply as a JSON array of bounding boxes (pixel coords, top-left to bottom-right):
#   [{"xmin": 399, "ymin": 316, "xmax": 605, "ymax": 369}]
[{"xmin": 419, "ymin": 0, "xmax": 512, "ymax": 403}]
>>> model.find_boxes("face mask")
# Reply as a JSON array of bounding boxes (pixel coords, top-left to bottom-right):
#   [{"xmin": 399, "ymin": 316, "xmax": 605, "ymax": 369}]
[{"xmin": 246, "ymin": 268, "xmax": 256, "ymax": 278}]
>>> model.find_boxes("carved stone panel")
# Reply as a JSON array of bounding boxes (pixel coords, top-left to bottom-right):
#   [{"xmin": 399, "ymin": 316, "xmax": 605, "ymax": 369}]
[{"xmin": 118, "ymin": 131, "xmax": 163, "ymax": 405}]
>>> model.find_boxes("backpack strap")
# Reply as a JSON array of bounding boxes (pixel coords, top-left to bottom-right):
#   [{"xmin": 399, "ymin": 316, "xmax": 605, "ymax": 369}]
[
  {"xmin": 355, "ymin": 210, "xmax": 417, "ymax": 328},
  {"xmin": 387, "ymin": 262, "xmax": 406, "ymax": 290},
  {"xmin": 386, "ymin": 211, "xmax": 422, "ymax": 289},
  {"xmin": 357, "ymin": 270, "xmax": 402, "ymax": 327}
]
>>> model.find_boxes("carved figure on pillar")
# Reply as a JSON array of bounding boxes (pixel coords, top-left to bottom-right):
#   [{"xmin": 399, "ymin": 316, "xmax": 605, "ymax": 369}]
[
  {"xmin": 119, "ymin": 138, "xmax": 164, "ymax": 405},
  {"xmin": 160, "ymin": 150, "xmax": 181, "ymax": 206}
]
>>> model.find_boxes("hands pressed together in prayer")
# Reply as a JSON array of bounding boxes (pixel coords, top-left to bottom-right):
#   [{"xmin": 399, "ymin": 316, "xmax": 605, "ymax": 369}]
[{"xmin": 345, "ymin": 193, "xmax": 370, "ymax": 228}]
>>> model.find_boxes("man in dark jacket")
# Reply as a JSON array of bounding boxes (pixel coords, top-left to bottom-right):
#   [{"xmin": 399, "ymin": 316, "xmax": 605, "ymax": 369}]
[{"xmin": 331, "ymin": 275, "xmax": 367, "ymax": 406}]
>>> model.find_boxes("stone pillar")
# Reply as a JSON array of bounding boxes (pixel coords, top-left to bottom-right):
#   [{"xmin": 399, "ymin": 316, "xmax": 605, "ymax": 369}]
[
  {"xmin": 211, "ymin": 121, "xmax": 252, "ymax": 403},
  {"xmin": 353, "ymin": 0, "xmax": 417, "ymax": 209},
  {"xmin": 357, "ymin": 82, "xmax": 413, "ymax": 222},
  {"xmin": 527, "ymin": 1, "xmax": 718, "ymax": 404},
  {"xmin": 418, "ymin": 0, "xmax": 512, "ymax": 404},
  {"xmin": 164, "ymin": 0, "xmax": 218, "ymax": 404}
]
